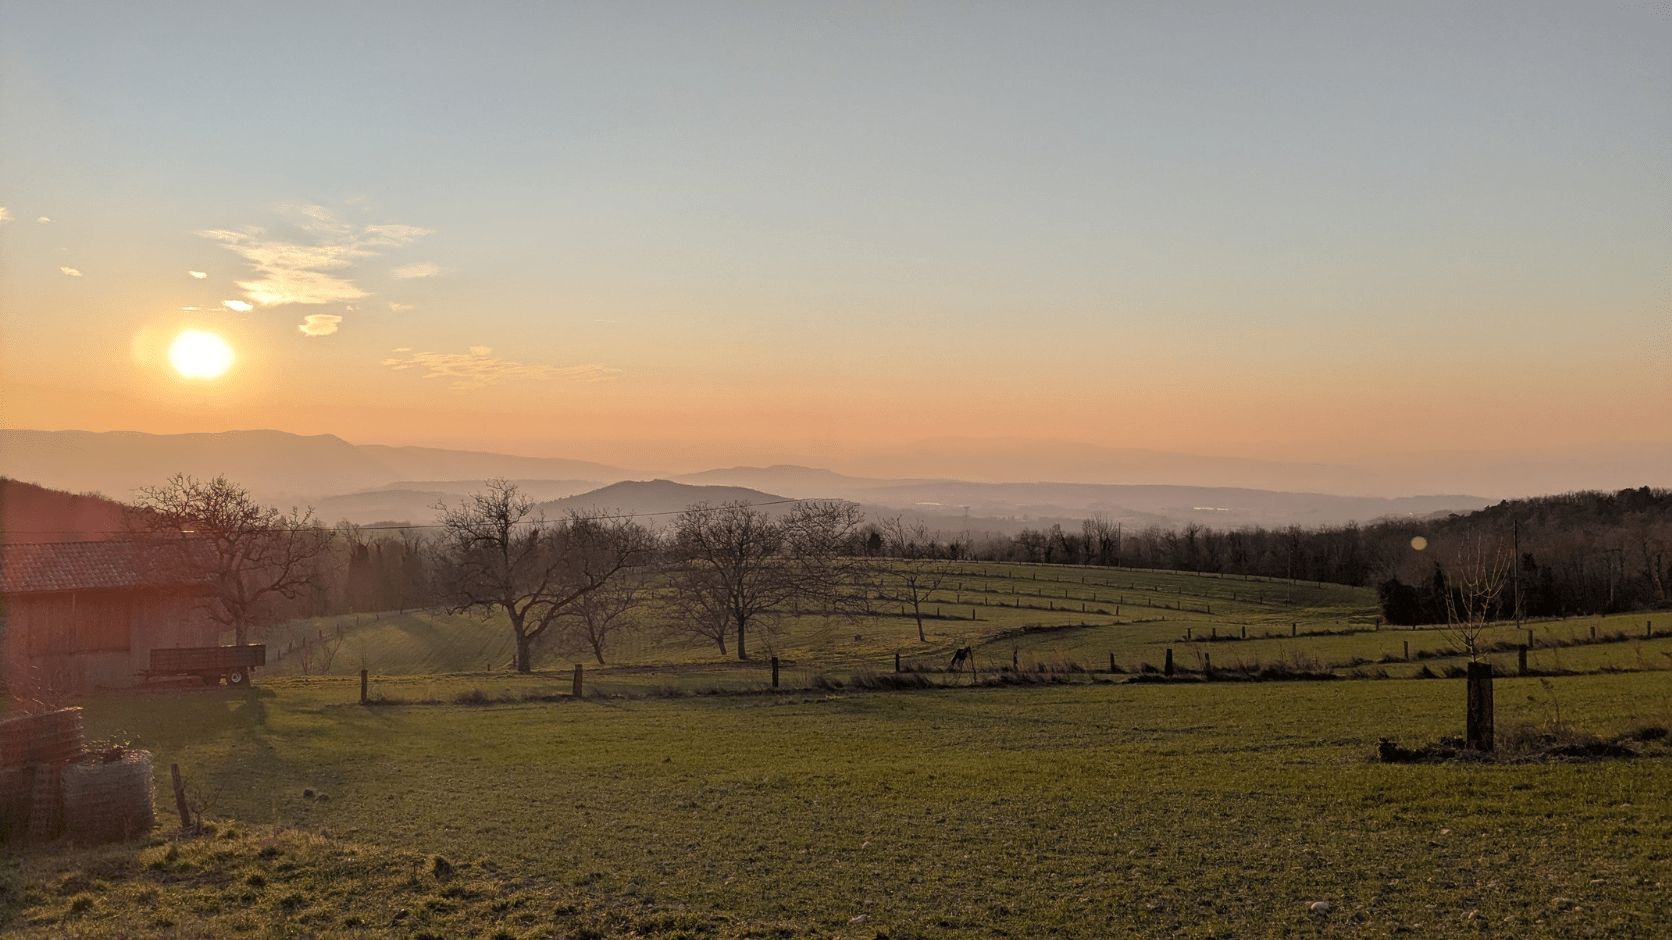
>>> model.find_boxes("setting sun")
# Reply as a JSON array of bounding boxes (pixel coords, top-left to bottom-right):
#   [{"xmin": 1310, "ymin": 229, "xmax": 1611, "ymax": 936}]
[{"xmin": 168, "ymin": 330, "xmax": 234, "ymax": 379}]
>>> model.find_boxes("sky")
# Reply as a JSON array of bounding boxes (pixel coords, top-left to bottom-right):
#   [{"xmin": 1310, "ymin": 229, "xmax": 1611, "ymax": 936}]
[{"xmin": 1, "ymin": 2, "xmax": 1668, "ymax": 491}]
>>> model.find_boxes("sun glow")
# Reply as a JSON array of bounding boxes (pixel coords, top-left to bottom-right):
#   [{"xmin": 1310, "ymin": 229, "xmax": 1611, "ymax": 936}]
[{"xmin": 169, "ymin": 330, "xmax": 235, "ymax": 379}]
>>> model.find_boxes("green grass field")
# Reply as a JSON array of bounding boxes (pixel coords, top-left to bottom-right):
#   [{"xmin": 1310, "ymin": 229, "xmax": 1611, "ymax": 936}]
[
  {"xmin": 261, "ymin": 563, "xmax": 1671, "ymax": 695},
  {"xmin": 7, "ymin": 561, "xmax": 1670, "ymax": 938},
  {"xmin": 6, "ymin": 671, "xmax": 1670, "ymax": 938}
]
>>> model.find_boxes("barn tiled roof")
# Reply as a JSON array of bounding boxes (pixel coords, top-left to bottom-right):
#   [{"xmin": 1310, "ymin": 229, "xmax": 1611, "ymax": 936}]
[{"xmin": 0, "ymin": 540, "xmax": 201, "ymax": 595}]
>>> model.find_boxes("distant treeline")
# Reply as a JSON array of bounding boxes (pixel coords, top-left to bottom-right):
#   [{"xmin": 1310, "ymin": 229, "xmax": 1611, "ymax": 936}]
[
  {"xmin": 946, "ymin": 488, "xmax": 1672, "ymax": 622},
  {"xmin": 282, "ymin": 488, "xmax": 1672, "ymax": 628}
]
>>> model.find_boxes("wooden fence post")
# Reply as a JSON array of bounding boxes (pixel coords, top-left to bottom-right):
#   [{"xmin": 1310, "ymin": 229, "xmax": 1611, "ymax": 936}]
[
  {"xmin": 360, "ymin": 668, "xmax": 368, "ymax": 705},
  {"xmin": 572, "ymin": 664, "xmax": 583, "ymax": 699},
  {"xmin": 171, "ymin": 763, "xmax": 191, "ymax": 832},
  {"xmin": 771, "ymin": 656, "xmax": 780, "ymax": 689},
  {"xmin": 1591, "ymin": 625, "xmax": 1597, "ymax": 641},
  {"xmin": 1403, "ymin": 640, "xmax": 1409, "ymax": 660},
  {"xmin": 1466, "ymin": 661, "xmax": 1494, "ymax": 751},
  {"xmin": 894, "ymin": 651, "xmax": 901, "ymax": 673},
  {"xmin": 1109, "ymin": 652, "xmax": 1116, "ymax": 673},
  {"xmin": 1292, "ymin": 622, "xmax": 1298, "ymax": 636},
  {"xmin": 1203, "ymin": 652, "xmax": 1211, "ymax": 675},
  {"xmin": 1518, "ymin": 645, "xmax": 1528, "ymax": 676},
  {"xmin": 1241, "ymin": 625, "xmax": 1246, "ymax": 639},
  {"xmin": 1164, "ymin": 648, "xmax": 1174, "ymax": 677}
]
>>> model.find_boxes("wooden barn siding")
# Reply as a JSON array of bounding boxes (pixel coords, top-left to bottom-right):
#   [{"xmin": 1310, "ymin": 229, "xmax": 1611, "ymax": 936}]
[{"xmin": 1, "ymin": 588, "xmax": 217, "ymax": 690}]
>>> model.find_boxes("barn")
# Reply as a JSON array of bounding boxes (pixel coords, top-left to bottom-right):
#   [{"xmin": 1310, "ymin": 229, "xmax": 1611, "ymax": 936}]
[{"xmin": 0, "ymin": 540, "xmax": 219, "ymax": 692}]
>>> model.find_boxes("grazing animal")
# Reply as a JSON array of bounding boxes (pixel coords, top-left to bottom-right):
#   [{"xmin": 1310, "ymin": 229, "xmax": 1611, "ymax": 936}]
[{"xmin": 948, "ymin": 646, "xmax": 973, "ymax": 672}]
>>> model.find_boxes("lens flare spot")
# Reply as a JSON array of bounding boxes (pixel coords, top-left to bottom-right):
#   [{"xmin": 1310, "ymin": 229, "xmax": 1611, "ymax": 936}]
[
  {"xmin": 1410, "ymin": 536, "xmax": 1428, "ymax": 551},
  {"xmin": 169, "ymin": 330, "xmax": 235, "ymax": 379}
]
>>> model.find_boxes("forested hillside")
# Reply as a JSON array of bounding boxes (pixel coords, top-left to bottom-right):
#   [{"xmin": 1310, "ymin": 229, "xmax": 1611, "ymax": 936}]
[{"xmin": 964, "ymin": 487, "xmax": 1671, "ymax": 621}]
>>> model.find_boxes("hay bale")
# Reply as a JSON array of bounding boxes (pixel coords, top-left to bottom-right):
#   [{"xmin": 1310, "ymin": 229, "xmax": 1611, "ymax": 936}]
[
  {"xmin": 0, "ymin": 708, "xmax": 85, "ymax": 768},
  {"xmin": 0, "ymin": 765, "xmax": 36, "ymax": 843},
  {"xmin": 27, "ymin": 764, "xmax": 62, "ymax": 842},
  {"xmin": 63, "ymin": 751, "xmax": 155, "ymax": 845}
]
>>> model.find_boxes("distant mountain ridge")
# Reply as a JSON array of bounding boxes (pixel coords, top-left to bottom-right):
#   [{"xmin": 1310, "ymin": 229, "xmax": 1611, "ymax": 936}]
[
  {"xmin": 0, "ymin": 429, "xmax": 631, "ymax": 501},
  {"xmin": 1, "ymin": 428, "xmax": 1498, "ymax": 529},
  {"xmin": 534, "ymin": 480, "xmax": 792, "ymax": 522}
]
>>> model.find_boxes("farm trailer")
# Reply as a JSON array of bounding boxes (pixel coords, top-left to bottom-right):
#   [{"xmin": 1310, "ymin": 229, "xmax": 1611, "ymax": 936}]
[{"xmin": 143, "ymin": 645, "xmax": 266, "ymax": 686}]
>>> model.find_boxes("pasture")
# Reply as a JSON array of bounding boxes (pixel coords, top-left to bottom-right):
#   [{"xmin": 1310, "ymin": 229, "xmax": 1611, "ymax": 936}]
[
  {"xmin": 5, "ymin": 672, "xmax": 1670, "ymax": 938},
  {"xmin": 5, "ymin": 562, "xmax": 1670, "ymax": 938},
  {"xmin": 260, "ymin": 563, "xmax": 1672, "ymax": 694}
]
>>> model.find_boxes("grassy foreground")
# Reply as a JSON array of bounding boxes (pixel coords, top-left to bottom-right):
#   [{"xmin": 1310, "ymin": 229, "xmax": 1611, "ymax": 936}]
[{"xmin": 6, "ymin": 670, "xmax": 1670, "ymax": 938}]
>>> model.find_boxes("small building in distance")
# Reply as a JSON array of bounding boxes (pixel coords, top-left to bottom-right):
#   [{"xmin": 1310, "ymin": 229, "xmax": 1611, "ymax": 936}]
[{"xmin": 0, "ymin": 539, "xmax": 217, "ymax": 693}]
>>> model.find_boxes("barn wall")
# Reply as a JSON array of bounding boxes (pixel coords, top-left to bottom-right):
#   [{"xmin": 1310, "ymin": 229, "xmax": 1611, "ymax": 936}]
[{"xmin": 0, "ymin": 588, "xmax": 216, "ymax": 691}]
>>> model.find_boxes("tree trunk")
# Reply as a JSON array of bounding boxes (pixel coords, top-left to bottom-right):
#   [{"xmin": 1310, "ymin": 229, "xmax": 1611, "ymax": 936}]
[
  {"xmin": 736, "ymin": 614, "xmax": 748, "ymax": 660},
  {"xmin": 914, "ymin": 607, "xmax": 925, "ymax": 642},
  {"xmin": 511, "ymin": 615, "xmax": 533, "ymax": 673}
]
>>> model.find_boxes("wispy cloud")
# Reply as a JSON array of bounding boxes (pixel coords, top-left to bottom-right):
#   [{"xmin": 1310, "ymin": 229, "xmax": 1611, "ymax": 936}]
[
  {"xmin": 59, "ymin": 266, "xmax": 82, "ymax": 277},
  {"xmin": 380, "ymin": 346, "xmax": 619, "ymax": 390},
  {"xmin": 223, "ymin": 300, "xmax": 253, "ymax": 312},
  {"xmin": 37, "ymin": 217, "xmax": 51, "ymax": 223},
  {"xmin": 392, "ymin": 262, "xmax": 439, "ymax": 279},
  {"xmin": 199, "ymin": 205, "xmax": 432, "ymax": 307},
  {"xmin": 189, "ymin": 271, "xmax": 208, "ymax": 279},
  {"xmin": 298, "ymin": 314, "xmax": 343, "ymax": 337},
  {"xmin": 388, "ymin": 302, "xmax": 415, "ymax": 312},
  {"xmin": 0, "ymin": 207, "xmax": 10, "ymax": 224}
]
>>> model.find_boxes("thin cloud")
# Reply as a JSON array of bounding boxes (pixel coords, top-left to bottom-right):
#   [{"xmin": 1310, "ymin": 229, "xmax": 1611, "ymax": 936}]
[
  {"xmin": 389, "ymin": 302, "xmax": 415, "ymax": 312},
  {"xmin": 392, "ymin": 262, "xmax": 440, "ymax": 279},
  {"xmin": 199, "ymin": 205, "xmax": 432, "ymax": 307},
  {"xmin": 223, "ymin": 300, "xmax": 253, "ymax": 312},
  {"xmin": 0, "ymin": 207, "xmax": 10, "ymax": 224},
  {"xmin": 189, "ymin": 271, "xmax": 208, "ymax": 279},
  {"xmin": 37, "ymin": 217, "xmax": 51, "ymax": 223},
  {"xmin": 380, "ymin": 346, "xmax": 619, "ymax": 391},
  {"xmin": 298, "ymin": 314, "xmax": 343, "ymax": 337},
  {"xmin": 60, "ymin": 266, "xmax": 82, "ymax": 277}
]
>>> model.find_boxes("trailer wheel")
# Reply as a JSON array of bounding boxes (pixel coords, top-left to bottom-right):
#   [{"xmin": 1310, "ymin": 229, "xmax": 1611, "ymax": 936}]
[{"xmin": 227, "ymin": 669, "xmax": 247, "ymax": 685}]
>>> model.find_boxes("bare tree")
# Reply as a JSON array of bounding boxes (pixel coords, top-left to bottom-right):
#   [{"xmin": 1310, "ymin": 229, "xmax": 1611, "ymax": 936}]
[
  {"xmin": 432, "ymin": 480, "xmax": 653, "ymax": 673},
  {"xmin": 130, "ymin": 474, "xmax": 333, "ymax": 645},
  {"xmin": 1081, "ymin": 513, "xmax": 1121, "ymax": 566},
  {"xmin": 871, "ymin": 517, "xmax": 947, "ymax": 642},
  {"xmin": 555, "ymin": 569, "xmax": 645, "ymax": 665},
  {"xmin": 667, "ymin": 500, "xmax": 865, "ymax": 660},
  {"xmin": 1443, "ymin": 527, "xmax": 1514, "ymax": 660}
]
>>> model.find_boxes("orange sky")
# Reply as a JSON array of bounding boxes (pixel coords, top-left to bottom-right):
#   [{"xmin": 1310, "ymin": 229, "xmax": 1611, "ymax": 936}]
[{"xmin": 2, "ymin": 5, "xmax": 1668, "ymax": 489}]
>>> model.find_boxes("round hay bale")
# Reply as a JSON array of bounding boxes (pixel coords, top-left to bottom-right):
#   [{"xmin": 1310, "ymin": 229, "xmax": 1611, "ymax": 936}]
[
  {"xmin": 0, "ymin": 708, "xmax": 85, "ymax": 768},
  {"xmin": 0, "ymin": 765, "xmax": 36, "ymax": 843},
  {"xmin": 27, "ymin": 764, "xmax": 63, "ymax": 842},
  {"xmin": 63, "ymin": 751, "xmax": 155, "ymax": 845}
]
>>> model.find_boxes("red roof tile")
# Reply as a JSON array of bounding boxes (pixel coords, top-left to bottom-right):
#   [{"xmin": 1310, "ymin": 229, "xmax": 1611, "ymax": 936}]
[{"xmin": 0, "ymin": 540, "xmax": 201, "ymax": 594}]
